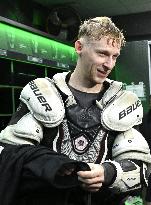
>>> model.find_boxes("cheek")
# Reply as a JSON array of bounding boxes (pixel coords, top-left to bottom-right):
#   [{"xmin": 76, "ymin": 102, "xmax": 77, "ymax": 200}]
[
  {"xmin": 112, "ymin": 60, "xmax": 116, "ymax": 68},
  {"xmin": 83, "ymin": 54, "xmax": 95, "ymax": 67},
  {"xmin": 94, "ymin": 56, "xmax": 105, "ymax": 65}
]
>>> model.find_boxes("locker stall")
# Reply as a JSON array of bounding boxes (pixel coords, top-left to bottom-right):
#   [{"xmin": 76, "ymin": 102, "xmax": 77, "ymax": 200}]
[
  {"xmin": 0, "ymin": 16, "xmax": 77, "ymax": 130},
  {"xmin": 110, "ymin": 40, "xmax": 150, "ymax": 113}
]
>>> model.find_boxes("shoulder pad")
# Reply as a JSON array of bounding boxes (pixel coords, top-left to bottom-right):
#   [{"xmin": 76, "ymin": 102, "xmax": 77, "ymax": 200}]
[
  {"xmin": 20, "ymin": 78, "xmax": 65, "ymax": 127},
  {"xmin": 53, "ymin": 72, "xmax": 72, "ymax": 96},
  {"xmin": 112, "ymin": 128, "xmax": 151, "ymax": 164},
  {"xmin": 14, "ymin": 113, "xmax": 43, "ymax": 144},
  {"xmin": 53, "ymin": 72, "xmax": 77, "ymax": 107},
  {"xmin": 97, "ymin": 78, "xmax": 123, "ymax": 110},
  {"xmin": 99, "ymin": 90, "xmax": 143, "ymax": 131}
]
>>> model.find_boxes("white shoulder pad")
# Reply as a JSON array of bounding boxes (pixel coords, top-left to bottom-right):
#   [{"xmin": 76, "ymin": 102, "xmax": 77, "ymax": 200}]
[
  {"xmin": 100, "ymin": 90, "xmax": 143, "ymax": 131},
  {"xmin": 14, "ymin": 113, "xmax": 43, "ymax": 144},
  {"xmin": 53, "ymin": 72, "xmax": 77, "ymax": 107},
  {"xmin": 0, "ymin": 125, "xmax": 19, "ymax": 145},
  {"xmin": 99, "ymin": 78, "xmax": 123, "ymax": 108},
  {"xmin": 20, "ymin": 78, "xmax": 65, "ymax": 127},
  {"xmin": 0, "ymin": 114, "xmax": 43, "ymax": 145},
  {"xmin": 112, "ymin": 128, "xmax": 151, "ymax": 164},
  {"xmin": 53, "ymin": 72, "xmax": 72, "ymax": 96}
]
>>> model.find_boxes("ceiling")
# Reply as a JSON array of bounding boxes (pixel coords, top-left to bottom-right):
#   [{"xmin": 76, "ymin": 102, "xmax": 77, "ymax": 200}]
[{"xmin": 33, "ymin": 0, "xmax": 151, "ymax": 19}]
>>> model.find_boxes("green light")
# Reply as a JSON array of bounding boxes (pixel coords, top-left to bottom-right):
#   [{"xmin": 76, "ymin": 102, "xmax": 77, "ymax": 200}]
[{"xmin": 0, "ymin": 22, "xmax": 77, "ymax": 66}]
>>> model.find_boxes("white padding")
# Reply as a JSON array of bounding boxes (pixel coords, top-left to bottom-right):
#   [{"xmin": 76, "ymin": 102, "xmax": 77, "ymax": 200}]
[
  {"xmin": 0, "ymin": 146, "xmax": 4, "ymax": 153},
  {"xmin": 53, "ymin": 72, "xmax": 77, "ymax": 107},
  {"xmin": 98, "ymin": 78, "xmax": 123, "ymax": 109},
  {"xmin": 0, "ymin": 125, "xmax": 34, "ymax": 145},
  {"xmin": 101, "ymin": 91, "xmax": 143, "ymax": 131},
  {"xmin": 112, "ymin": 128, "xmax": 151, "ymax": 164},
  {"xmin": 20, "ymin": 78, "xmax": 65, "ymax": 127},
  {"xmin": 109, "ymin": 161, "xmax": 141, "ymax": 192},
  {"xmin": 14, "ymin": 113, "xmax": 43, "ymax": 143}
]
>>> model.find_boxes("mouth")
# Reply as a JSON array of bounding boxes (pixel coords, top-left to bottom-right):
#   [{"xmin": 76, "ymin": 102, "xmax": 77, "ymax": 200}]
[{"xmin": 97, "ymin": 69, "xmax": 107, "ymax": 78}]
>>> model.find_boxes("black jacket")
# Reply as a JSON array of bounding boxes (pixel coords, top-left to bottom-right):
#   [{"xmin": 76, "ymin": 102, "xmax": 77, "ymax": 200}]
[{"xmin": 0, "ymin": 143, "xmax": 90, "ymax": 205}]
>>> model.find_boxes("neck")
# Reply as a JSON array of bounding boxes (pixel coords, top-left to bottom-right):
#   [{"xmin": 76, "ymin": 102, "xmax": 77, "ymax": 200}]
[{"xmin": 69, "ymin": 70, "xmax": 103, "ymax": 93}]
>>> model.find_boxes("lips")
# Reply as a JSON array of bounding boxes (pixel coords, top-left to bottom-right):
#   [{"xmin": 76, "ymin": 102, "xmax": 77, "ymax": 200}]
[{"xmin": 97, "ymin": 69, "xmax": 107, "ymax": 78}]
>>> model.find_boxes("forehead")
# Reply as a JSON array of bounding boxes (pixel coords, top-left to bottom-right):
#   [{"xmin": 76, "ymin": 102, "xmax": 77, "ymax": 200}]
[{"xmin": 86, "ymin": 36, "xmax": 121, "ymax": 52}]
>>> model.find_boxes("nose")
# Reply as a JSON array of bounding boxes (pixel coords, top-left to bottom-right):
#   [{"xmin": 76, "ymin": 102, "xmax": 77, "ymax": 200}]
[{"xmin": 103, "ymin": 57, "xmax": 115, "ymax": 70}]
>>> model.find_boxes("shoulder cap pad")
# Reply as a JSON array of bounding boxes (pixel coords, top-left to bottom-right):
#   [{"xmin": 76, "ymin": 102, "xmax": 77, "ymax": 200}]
[
  {"xmin": 20, "ymin": 78, "xmax": 65, "ymax": 127},
  {"xmin": 100, "ymin": 90, "xmax": 143, "ymax": 131}
]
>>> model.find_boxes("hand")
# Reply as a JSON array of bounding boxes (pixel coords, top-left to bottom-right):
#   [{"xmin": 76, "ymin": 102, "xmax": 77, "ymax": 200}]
[
  {"xmin": 77, "ymin": 163, "xmax": 104, "ymax": 192},
  {"xmin": 57, "ymin": 165, "xmax": 75, "ymax": 176}
]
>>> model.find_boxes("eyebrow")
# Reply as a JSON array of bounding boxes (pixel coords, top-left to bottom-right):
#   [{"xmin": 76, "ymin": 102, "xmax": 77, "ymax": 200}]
[{"xmin": 96, "ymin": 49, "xmax": 120, "ymax": 57}]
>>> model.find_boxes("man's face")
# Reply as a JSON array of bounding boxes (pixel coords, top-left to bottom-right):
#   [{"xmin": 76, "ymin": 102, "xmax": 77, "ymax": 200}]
[{"xmin": 76, "ymin": 36, "xmax": 121, "ymax": 85}]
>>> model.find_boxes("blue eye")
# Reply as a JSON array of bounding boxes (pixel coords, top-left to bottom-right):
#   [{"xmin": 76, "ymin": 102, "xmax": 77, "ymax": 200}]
[
  {"xmin": 98, "ymin": 52, "xmax": 106, "ymax": 56},
  {"xmin": 113, "ymin": 55, "xmax": 118, "ymax": 60}
]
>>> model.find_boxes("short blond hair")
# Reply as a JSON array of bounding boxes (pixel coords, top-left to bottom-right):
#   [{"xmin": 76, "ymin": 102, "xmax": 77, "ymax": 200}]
[{"xmin": 78, "ymin": 17, "xmax": 125, "ymax": 47}]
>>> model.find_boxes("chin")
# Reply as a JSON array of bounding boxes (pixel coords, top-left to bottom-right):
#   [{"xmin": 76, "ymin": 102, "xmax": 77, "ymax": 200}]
[{"xmin": 96, "ymin": 77, "xmax": 106, "ymax": 84}]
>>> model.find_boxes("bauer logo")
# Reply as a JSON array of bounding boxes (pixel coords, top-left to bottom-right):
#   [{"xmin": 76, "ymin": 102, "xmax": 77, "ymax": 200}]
[
  {"xmin": 29, "ymin": 80, "xmax": 52, "ymax": 112},
  {"xmin": 119, "ymin": 100, "xmax": 141, "ymax": 120}
]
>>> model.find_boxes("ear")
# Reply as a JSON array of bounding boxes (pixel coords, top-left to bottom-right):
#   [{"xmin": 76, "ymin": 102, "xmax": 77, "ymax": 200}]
[{"xmin": 75, "ymin": 40, "xmax": 83, "ymax": 54}]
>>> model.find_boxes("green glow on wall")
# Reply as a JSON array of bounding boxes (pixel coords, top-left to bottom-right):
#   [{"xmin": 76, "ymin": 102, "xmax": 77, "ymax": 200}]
[{"xmin": 0, "ymin": 22, "xmax": 77, "ymax": 66}]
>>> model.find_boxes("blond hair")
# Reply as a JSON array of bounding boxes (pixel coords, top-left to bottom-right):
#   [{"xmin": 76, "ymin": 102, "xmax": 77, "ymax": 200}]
[{"xmin": 78, "ymin": 17, "xmax": 125, "ymax": 47}]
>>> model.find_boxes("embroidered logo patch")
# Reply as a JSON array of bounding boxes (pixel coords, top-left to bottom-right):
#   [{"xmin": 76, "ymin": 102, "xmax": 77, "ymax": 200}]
[{"xmin": 74, "ymin": 135, "xmax": 89, "ymax": 153}]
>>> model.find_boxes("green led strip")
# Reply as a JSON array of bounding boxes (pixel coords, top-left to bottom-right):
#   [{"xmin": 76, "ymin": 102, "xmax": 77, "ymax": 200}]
[{"xmin": 0, "ymin": 22, "xmax": 77, "ymax": 66}]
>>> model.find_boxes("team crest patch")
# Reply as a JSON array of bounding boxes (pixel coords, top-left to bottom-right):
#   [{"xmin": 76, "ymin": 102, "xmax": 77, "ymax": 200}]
[{"xmin": 73, "ymin": 135, "xmax": 89, "ymax": 153}]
